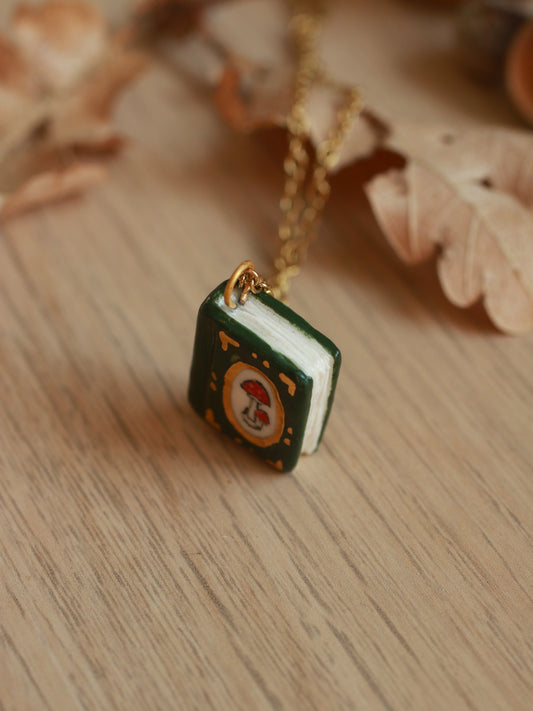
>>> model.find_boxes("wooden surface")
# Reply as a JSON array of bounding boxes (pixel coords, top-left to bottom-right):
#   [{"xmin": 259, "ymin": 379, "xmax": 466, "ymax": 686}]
[{"xmin": 1, "ymin": 1, "xmax": 532, "ymax": 709}]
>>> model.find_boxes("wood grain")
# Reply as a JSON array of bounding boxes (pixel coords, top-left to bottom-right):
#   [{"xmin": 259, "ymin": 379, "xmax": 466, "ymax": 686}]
[{"xmin": 1, "ymin": 1, "xmax": 532, "ymax": 710}]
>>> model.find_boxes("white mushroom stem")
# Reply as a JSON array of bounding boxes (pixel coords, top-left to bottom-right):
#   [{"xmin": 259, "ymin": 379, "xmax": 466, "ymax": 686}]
[{"xmin": 245, "ymin": 396, "xmax": 258, "ymax": 421}]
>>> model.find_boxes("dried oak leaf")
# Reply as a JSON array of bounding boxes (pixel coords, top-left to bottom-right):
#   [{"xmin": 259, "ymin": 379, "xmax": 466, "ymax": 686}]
[
  {"xmin": 154, "ymin": 0, "xmax": 386, "ymax": 168},
  {"xmin": 0, "ymin": 1, "xmax": 147, "ymax": 220},
  {"xmin": 214, "ymin": 62, "xmax": 386, "ymax": 170},
  {"xmin": 365, "ymin": 125, "xmax": 533, "ymax": 334}
]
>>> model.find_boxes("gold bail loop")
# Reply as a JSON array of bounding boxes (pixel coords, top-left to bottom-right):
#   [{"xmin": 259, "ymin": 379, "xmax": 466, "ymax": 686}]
[{"xmin": 224, "ymin": 261, "xmax": 273, "ymax": 309}]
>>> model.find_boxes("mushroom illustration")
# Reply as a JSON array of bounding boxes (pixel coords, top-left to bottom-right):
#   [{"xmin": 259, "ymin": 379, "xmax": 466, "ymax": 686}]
[{"xmin": 241, "ymin": 379, "xmax": 270, "ymax": 430}]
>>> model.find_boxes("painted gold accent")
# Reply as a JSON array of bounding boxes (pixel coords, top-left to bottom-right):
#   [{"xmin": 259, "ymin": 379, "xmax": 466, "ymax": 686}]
[
  {"xmin": 219, "ymin": 331, "xmax": 240, "ymax": 352},
  {"xmin": 266, "ymin": 460, "xmax": 283, "ymax": 471},
  {"xmin": 211, "ymin": 371, "xmax": 217, "ymax": 381},
  {"xmin": 205, "ymin": 409, "xmax": 220, "ymax": 430},
  {"xmin": 283, "ymin": 438, "xmax": 291, "ymax": 446},
  {"xmin": 287, "ymin": 427, "xmax": 293, "ymax": 435},
  {"xmin": 223, "ymin": 361, "xmax": 285, "ymax": 448},
  {"xmin": 252, "ymin": 353, "xmax": 258, "ymax": 359},
  {"xmin": 263, "ymin": 360, "xmax": 270, "ymax": 368},
  {"xmin": 210, "ymin": 382, "xmax": 217, "ymax": 391},
  {"xmin": 279, "ymin": 373, "xmax": 296, "ymax": 396}
]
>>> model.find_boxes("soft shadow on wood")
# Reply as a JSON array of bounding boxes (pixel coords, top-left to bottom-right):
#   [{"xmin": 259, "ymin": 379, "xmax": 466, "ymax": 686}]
[
  {"xmin": 6, "ymin": 348, "xmax": 282, "ymax": 479},
  {"xmin": 326, "ymin": 154, "xmax": 498, "ymax": 335},
  {"xmin": 89, "ymin": 377, "xmax": 285, "ymax": 475}
]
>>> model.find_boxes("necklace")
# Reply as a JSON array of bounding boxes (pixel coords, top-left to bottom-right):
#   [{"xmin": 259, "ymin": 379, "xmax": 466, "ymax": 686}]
[{"xmin": 188, "ymin": 0, "xmax": 363, "ymax": 472}]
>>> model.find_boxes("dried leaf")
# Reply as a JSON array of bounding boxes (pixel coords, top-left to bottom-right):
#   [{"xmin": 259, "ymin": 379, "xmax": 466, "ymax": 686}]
[
  {"xmin": 0, "ymin": 162, "xmax": 108, "ymax": 219},
  {"xmin": 153, "ymin": 0, "xmax": 385, "ymax": 168},
  {"xmin": 366, "ymin": 125, "xmax": 533, "ymax": 334},
  {"xmin": 0, "ymin": 0, "xmax": 148, "ymax": 220},
  {"xmin": 12, "ymin": 1, "xmax": 107, "ymax": 92},
  {"xmin": 214, "ymin": 62, "xmax": 385, "ymax": 170}
]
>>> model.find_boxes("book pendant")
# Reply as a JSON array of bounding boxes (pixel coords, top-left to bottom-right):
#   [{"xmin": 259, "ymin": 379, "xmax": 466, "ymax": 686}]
[{"xmin": 188, "ymin": 266, "xmax": 341, "ymax": 472}]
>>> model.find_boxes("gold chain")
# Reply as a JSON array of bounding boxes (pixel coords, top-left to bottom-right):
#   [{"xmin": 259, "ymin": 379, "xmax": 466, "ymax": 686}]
[
  {"xmin": 270, "ymin": 0, "xmax": 364, "ymax": 301},
  {"xmin": 224, "ymin": 0, "xmax": 363, "ymax": 308}
]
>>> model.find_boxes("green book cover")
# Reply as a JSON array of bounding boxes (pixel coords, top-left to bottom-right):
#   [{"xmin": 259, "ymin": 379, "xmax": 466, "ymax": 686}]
[{"xmin": 188, "ymin": 281, "xmax": 341, "ymax": 472}]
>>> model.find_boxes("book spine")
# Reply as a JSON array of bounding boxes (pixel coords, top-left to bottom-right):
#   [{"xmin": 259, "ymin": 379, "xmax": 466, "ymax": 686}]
[{"xmin": 188, "ymin": 305, "xmax": 216, "ymax": 417}]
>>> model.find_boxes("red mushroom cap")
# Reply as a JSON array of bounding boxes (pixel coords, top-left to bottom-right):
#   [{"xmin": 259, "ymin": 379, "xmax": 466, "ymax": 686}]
[
  {"xmin": 241, "ymin": 379, "xmax": 270, "ymax": 405},
  {"xmin": 256, "ymin": 409, "xmax": 270, "ymax": 425}
]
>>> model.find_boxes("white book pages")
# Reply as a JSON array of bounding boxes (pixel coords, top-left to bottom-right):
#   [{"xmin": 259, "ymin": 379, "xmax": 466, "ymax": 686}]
[{"xmin": 217, "ymin": 292, "xmax": 334, "ymax": 454}]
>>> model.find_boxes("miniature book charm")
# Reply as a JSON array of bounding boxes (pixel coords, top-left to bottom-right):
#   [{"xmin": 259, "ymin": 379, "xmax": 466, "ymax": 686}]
[{"xmin": 188, "ymin": 281, "xmax": 341, "ymax": 472}]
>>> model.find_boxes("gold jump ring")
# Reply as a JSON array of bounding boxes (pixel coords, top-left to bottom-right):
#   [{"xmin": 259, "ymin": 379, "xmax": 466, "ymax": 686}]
[{"xmin": 224, "ymin": 260, "xmax": 255, "ymax": 309}]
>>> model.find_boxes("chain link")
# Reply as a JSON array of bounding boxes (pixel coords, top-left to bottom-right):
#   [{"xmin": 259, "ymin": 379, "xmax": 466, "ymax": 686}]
[{"xmin": 269, "ymin": 0, "xmax": 364, "ymax": 301}]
